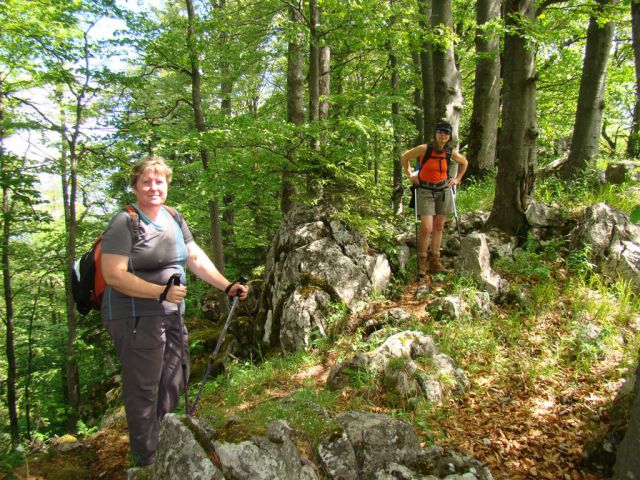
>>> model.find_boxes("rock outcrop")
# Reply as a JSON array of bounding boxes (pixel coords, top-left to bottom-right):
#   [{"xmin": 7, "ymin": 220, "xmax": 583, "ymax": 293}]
[
  {"xmin": 327, "ymin": 330, "xmax": 469, "ymax": 404},
  {"xmin": 258, "ymin": 207, "xmax": 392, "ymax": 353},
  {"xmin": 143, "ymin": 411, "xmax": 492, "ymax": 480},
  {"xmin": 570, "ymin": 203, "xmax": 640, "ymax": 291}
]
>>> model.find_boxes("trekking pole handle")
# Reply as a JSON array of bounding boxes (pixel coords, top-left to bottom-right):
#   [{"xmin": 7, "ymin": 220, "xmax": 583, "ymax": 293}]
[
  {"xmin": 224, "ymin": 276, "xmax": 248, "ymax": 297},
  {"xmin": 159, "ymin": 273, "xmax": 182, "ymax": 303}
]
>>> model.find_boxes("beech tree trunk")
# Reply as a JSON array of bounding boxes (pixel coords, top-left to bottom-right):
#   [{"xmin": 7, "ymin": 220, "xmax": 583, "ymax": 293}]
[
  {"xmin": 561, "ymin": 0, "xmax": 615, "ymax": 178},
  {"xmin": 627, "ymin": 0, "xmax": 640, "ymax": 158},
  {"xmin": 282, "ymin": 0, "xmax": 305, "ymax": 214},
  {"xmin": 320, "ymin": 46, "xmax": 330, "ymax": 121},
  {"xmin": 467, "ymin": 0, "xmax": 501, "ymax": 177},
  {"xmin": 488, "ymin": 0, "xmax": 537, "ymax": 238},
  {"xmin": 418, "ymin": 0, "xmax": 435, "ymax": 141},
  {"xmin": 431, "ymin": 0, "xmax": 463, "ymax": 144}
]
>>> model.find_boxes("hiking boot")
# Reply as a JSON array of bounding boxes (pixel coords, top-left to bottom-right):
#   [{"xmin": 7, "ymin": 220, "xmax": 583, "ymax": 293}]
[
  {"xmin": 429, "ymin": 255, "xmax": 446, "ymax": 273},
  {"xmin": 418, "ymin": 255, "xmax": 428, "ymax": 277}
]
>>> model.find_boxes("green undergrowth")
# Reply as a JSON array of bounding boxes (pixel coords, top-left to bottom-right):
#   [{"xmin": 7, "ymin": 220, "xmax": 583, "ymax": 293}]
[
  {"xmin": 183, "ymin": 230, "xmax": 640, "ymax": 452},
  {"xmin": 182, "ymin": 173, "xmax": 640, "ymax": 453}
]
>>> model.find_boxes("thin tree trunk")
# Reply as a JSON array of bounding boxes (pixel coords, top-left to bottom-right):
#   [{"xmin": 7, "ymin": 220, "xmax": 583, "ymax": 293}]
[
  {"xmin": 467, "ymin": 0, "xmax": 501, "ymax": 177},
  {"xmin": 626, "ymin": 0, "xmax": 640, "ymax": 158},
  {"xmin": 488, "ymin": 0, "xmax": 537, "ymax": 238},
  {"xmin": 412, "ymin": 50, "xmax": 424, "ymax": 146},
  {"xmin": 219, "ymin": 0, "xmax": 236, "ymax": 272},
  {"xmin": 186, "ymin": 0, "xmax": 228, "ymax": 313},
  {"xmin": 283, "ymin": 0, "xmax": 305, "ymax": 214},
  {"xmin": 307, "ymin": 0, "xmax": 322, "ymax": 198},
  {"xmin": 418, "ymin": 0, "xmax": 435, "ymax": 140},
  {"xmin": 389, "ymin": 0, "xmax": 403, "ymax": 217},
  {"xmin": 561, "ymin": 0, "xmax": 615, "ymax": 178},
  {"xmin": 0, "ymin": 94, "xmax": 19, "ymax": 445},
  {"xmin": 309, "ymin": 0, "xmax": 320, "ymax": 137},
  {"xmin": 209, "ymin": 199, "xmax": 226, "ymax": 289},
  {"xmin": 59, "ymin": 83, "xmax": 82, "ymax": 434},
  {"xmin": 24, "ymin": 283, "xmax": 41, "ymax": 440}
]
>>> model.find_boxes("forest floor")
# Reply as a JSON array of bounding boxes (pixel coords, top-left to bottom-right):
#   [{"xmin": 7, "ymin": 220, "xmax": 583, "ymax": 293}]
[{"xmin": 8, "ymin": 274, "xmax": 627, "ymax": 480}]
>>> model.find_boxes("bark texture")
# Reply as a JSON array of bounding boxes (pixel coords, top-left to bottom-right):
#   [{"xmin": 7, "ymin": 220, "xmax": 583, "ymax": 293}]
[
  {"xmin": 418, "ymin": 0, "xmax": 435, "ymax": 140},
  {"xmin": 431, "ymin": 0, "xmax": 463, "ymax": 146},
  {"xmin": 562, "ymin": 0, "xmax": 615, "ymax": 178},
  {"xmin": 282, "ymin": 0, "xmax": 305, "ymax": 214},
  {"xmin": 627, "ymin": 0, "xmax": 640, "ymax": 158},
  {"xmin": 467, "ymin": 0, "xmax": 501, "ymax": 176},
  {"xmin": 488, "ymin": 0, "xmax": 537, "ymax": 237}
]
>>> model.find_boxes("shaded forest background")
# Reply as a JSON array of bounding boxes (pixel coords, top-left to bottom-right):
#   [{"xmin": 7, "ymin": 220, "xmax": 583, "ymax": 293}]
[{"xmin": 1, "ymin": 0, "xmax": 639, "ymax": 460}]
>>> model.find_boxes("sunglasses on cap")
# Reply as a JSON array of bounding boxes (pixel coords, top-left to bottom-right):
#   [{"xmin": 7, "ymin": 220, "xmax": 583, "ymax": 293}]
[{"xmin": 436, "ymin": 129, "xmax": 451, "ymax": 135}]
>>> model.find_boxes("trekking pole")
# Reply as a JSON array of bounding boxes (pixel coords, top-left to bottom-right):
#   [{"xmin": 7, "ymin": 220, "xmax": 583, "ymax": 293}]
[
  {"xmin": 189, "ymin": 276, "xmax": 247, "ymax": 417},
  {"xmin": 160, "ymin": 273, "xmax": 191, "ymax": 415},
  {"xmin": 413, "ymin": 186, "xmax": 419, "ymax": 277},
  {"xmin": 450, "ymin": 185, "xmax": 462, "ymax": 244}
]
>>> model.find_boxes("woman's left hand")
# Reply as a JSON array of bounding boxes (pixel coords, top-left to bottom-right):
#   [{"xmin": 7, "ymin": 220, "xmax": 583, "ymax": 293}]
[
  {"xmin": 448, "ymin": 177, "xmax": 461, "ymax": 187},
  {"xmin": 227, "ymin": 283, "xmax": 249, "ymax": 300}
]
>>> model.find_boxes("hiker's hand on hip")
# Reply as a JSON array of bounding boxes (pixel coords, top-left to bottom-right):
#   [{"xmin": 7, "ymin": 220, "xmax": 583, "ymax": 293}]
[
  {"xmin": 409, "ymin": 171, "xmax": 420, "ymax": 186},
  {"xmin": 167, "ymin": 285, "xmax": 187, "ymax": 304}
]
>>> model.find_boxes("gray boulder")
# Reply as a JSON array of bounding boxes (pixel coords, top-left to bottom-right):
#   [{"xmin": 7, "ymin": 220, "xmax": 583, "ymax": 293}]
[
  {"xmin": 148, "ymin": 411, "xmax": 492, "ymax": 480},
  {"xmin": 427, "ymin": 291, "xmax": 492, "ymax": 323},
  {"xmin": 317, "ymin": 412, "xmax": 492, "ymax": 480},
  {"xmin": 258, "ymin": 207, "xmax": 392, "ymax": 353},
  {"xmin": 152, "ymin": 414, "xmax": 224, "ymax": 480},
  {"xmin": 327, "ymin": 331, "xmax": 469, "ymax": 403},
  {"xmin": 571, "ymin": 203, "xmax": 640, "ymax": 291},
  {"xmin": 455, "ymin": 233, "xmax": 508, "ymax": 298},
  {"xmin": 214, "ymin": 420, "xmax": 319, "ymax": 480}
]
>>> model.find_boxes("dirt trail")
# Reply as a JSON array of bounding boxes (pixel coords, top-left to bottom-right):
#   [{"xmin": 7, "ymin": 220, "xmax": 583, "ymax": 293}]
[{"xmin": 9, "ymin": 277, "xmax": 614, "ymax": 480}]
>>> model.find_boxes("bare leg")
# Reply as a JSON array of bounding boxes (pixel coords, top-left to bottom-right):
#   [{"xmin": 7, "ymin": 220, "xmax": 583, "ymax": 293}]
[
  {"xmin": 430, "ymin": 214, "xmax": 447, "ymax": 254},
  {"xmin": 418, "ymin": 215, "xmax": 434, "ymax": 257},
  {"xmin": 429, "ymin": 214, "xmax": 447, "ymax": 273},
  {"xmin": 418, "ymin": 215, "xmax": 434, "ymax": 276}
]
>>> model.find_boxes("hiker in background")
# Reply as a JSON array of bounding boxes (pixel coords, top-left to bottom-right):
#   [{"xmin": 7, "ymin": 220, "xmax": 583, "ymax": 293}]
[
  {"xmin": 401, "ymin": 121, "xmax": 468, "ymax": 276},
  {"xmin": 100, "ymin": 156, "xmax": 248, "ymax": 468}
]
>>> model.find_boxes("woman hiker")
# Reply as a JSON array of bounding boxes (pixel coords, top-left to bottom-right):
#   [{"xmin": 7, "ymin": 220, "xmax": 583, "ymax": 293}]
[
  {"xmin": 100, "ymin": 156, "xmax": 248, "ymax": 467},
  {"xmin": 401, "ymin": 121, "xmax": 468, "ymax": 276}
]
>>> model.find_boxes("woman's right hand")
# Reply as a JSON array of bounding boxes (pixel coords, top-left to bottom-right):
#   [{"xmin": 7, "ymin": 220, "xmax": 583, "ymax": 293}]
[{"xmin": 166, "ymin": 284, "xmax": 187, "ymax": 304}]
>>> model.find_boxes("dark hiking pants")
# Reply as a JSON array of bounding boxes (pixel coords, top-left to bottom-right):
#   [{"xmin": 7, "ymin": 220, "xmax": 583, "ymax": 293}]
[{"xmin": 105, "ymin": 313, "xmax": 189, "ymax": 466}]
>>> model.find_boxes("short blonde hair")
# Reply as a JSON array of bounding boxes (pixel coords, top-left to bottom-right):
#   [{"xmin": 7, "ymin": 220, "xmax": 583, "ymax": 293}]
[{"xmin": 130, "ymin": 156, "xmax": 173, "ymax": 188}]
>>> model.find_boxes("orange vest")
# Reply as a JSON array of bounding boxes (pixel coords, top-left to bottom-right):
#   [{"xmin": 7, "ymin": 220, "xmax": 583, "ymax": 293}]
[{"xmin": 418, "ymin": 147, "xmax": 449, "ymax": 183}]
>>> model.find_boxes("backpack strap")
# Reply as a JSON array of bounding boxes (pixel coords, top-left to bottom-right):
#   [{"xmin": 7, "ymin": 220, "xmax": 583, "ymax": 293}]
[
  {"xmin": 123, "ymin": 204, "xmax": 140, "ymax": 240},
  {"xmin": 415, "ymin": 145, "xmax": 433, "ymax": 177},
  {"xmin": 417, "ymin": 144, "xmax": 453, "ymax": 179},
  {"xmin": 162, "ymin": 205, "xmax": 180, "ymax": 222}
]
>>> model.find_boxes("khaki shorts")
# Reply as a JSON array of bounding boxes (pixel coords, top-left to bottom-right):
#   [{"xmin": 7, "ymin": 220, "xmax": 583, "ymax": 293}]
[{"xmin": 416, "ymin": 187, "xmax": 452, "ymax": 216}]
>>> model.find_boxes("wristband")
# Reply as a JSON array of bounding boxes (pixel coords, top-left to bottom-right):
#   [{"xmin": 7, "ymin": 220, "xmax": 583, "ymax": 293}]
[{"xmin": 224, "ymin": 282, "xmax": 235, "ymax": 295}]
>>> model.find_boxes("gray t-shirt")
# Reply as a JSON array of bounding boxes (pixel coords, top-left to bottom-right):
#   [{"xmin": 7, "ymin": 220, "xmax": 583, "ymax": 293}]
[{"xmin": 100, "ymin": 205, "xmax": 194, "ymax": 320}]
